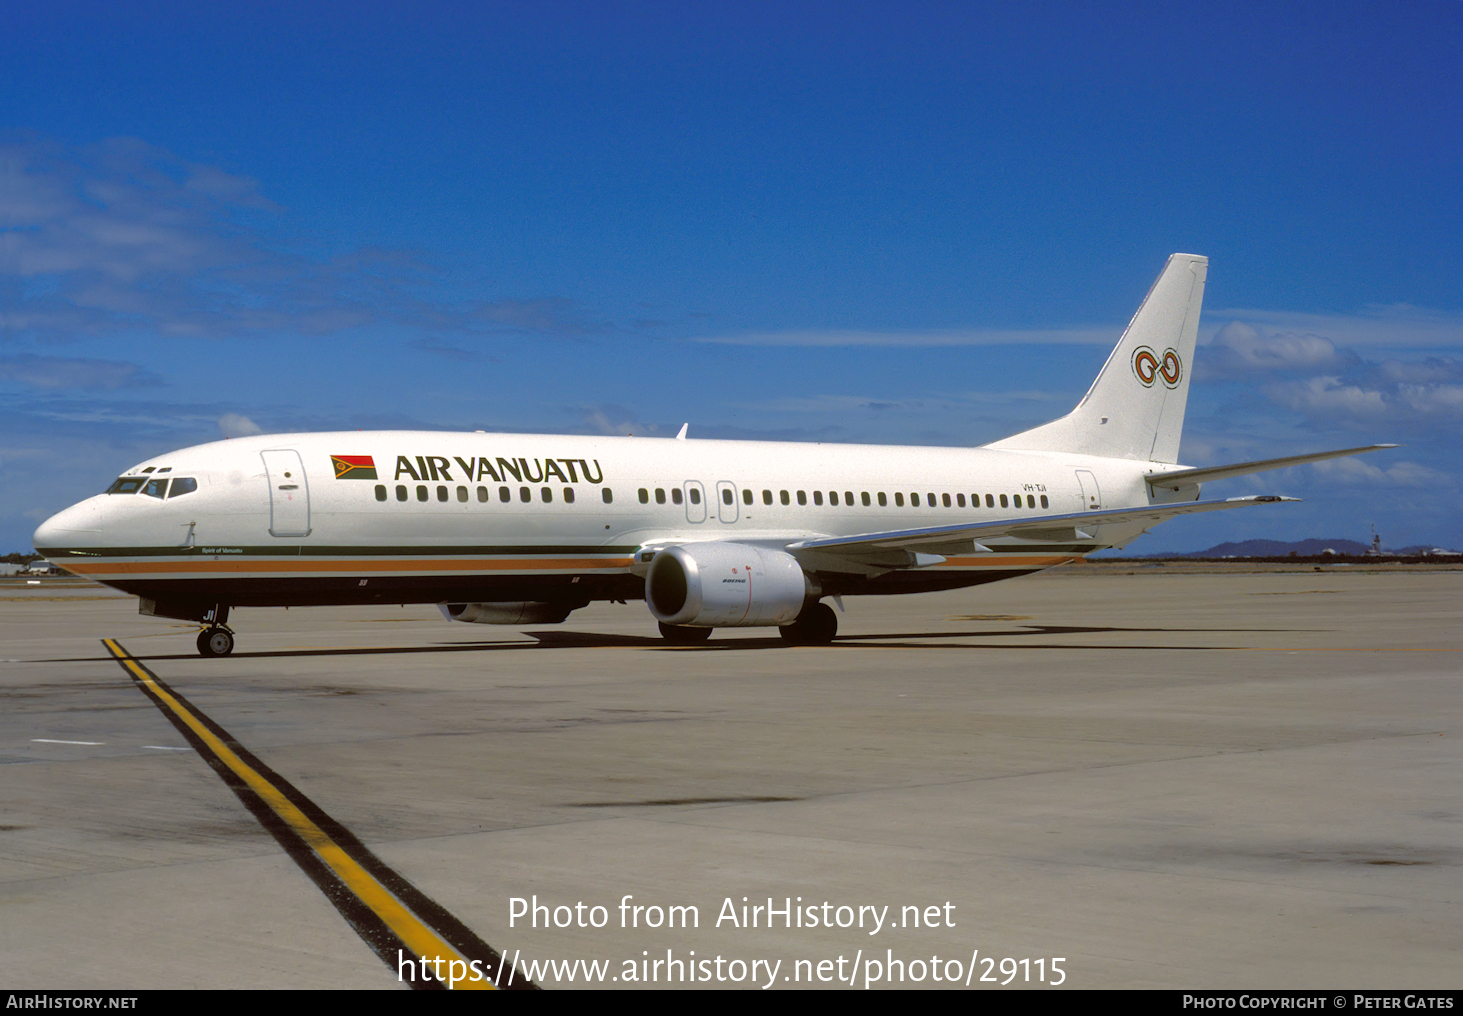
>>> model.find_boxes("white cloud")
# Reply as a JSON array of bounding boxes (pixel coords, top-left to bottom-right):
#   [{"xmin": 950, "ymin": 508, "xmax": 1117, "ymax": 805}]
[
  {"xmin": 692, "ymin": 326, "xmax": 1117, "ymax": 347},
  {"xmin": 1311, "ymin": 456, "xmax": 1450, "ymax": 487},
  {"xmin": 1203, "ymin": 306, "xmax": 1463, "ymax": 351},
  {"xmin": 0, "ymin": 136, "xmax": 586, "ymax": 343},
  {"xmin": 0, "ymin": 354, "xmax": 157, "ymax": 390},
  {"xmin": 218, "ymin": 413, "xmax": 263, "ymax": 437},
  {"xmin": 1199, "ymin": 321, "xmax": 1355, "ymax": 377}
]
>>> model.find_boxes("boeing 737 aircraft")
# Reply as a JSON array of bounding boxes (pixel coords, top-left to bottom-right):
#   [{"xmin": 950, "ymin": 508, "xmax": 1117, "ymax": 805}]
[{"xmin": 34, "ymin": 254, "xmax": 1392, "ymax": 656}]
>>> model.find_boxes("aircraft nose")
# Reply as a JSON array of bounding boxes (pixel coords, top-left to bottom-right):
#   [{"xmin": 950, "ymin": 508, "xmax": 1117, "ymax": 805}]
[{"xmin": 33, "ymin": 499, "xmax": 104, "ymax": 549}]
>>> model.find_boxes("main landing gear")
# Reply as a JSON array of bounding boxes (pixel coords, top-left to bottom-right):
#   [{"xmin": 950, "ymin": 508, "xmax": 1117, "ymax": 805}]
[
  {"xmin": 779, "ymin": 601, "xmax": 838, "ymax": 645},
  {"xmin": 656, "ymin": 602, "xmax": 840, "ymax": 646},
  {"xmin": 658, "ymin": 621, "xmax": 712, "ymax": 645},
  {"xmin": 196, "ymin": 604, "xmax": 234, "ymax": 657}
]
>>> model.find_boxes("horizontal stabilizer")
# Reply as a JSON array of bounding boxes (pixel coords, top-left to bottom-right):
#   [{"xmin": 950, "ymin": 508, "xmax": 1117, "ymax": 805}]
[
  {"xmin": 1146, "ymin": 445, "xmax": 1398, "ymax": 490},
  {"xmin": 788, "ymin": 495, "xmax": 1298, "ymax": 560}
]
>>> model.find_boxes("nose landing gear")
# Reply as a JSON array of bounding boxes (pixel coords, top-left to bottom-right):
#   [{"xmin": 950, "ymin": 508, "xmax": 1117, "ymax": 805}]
[
  {"xmin": 196, "ymin": 626, "xmax": 236, "ymax": 657},
  {"xmin": 195, "ymin": 604, "xmax": 235, "ymax": 657}
]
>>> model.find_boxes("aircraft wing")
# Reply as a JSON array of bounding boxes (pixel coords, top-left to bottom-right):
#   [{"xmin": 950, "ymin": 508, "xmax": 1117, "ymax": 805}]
[
  {"xmin": 1145, "ymin": 445, "xmax": 1397, "ymax": 490},
  {"xmin": 786, "ymin": 495, "xmax": 1298, "ymax": 562}
]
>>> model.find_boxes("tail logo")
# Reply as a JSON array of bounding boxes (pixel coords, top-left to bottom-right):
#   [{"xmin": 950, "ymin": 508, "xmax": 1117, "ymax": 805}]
[{"xmin": 1132, "ymin": 346, "xmax": 1183, "ymax": 389}]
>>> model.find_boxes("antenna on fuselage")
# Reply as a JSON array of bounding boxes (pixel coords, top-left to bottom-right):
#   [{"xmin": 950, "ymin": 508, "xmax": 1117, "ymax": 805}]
[{"xmin": 675, "ymin": 423, "xmax": 689, "ymax": 440}]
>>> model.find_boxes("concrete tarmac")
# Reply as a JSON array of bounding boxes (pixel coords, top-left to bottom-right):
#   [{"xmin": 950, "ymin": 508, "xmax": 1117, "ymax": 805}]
[{"xmin": 1, "ymin": 567, "xmax": 1458, "ymax": 989}]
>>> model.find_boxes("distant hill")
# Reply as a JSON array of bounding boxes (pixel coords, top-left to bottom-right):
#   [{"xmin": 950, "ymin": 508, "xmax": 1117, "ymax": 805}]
[
  {"xmin": 1189, "ymin": 538, "xmax": 1371, "ymax": 558},
  {"xmin": 1120, "ymin": 538, "xmax": 1460, "ymax": 559}
]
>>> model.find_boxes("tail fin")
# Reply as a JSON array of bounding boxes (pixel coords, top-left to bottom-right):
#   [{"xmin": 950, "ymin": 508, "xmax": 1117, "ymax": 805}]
[{"xmin": 986, "ymin": 253, "xmax": 1207, "ymax": 464}]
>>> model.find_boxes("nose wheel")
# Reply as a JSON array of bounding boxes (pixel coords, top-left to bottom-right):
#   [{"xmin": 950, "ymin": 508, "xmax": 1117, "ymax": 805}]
[{"xmin": 196, "ymin": 626, "xmax": 235, "ymax": 657}]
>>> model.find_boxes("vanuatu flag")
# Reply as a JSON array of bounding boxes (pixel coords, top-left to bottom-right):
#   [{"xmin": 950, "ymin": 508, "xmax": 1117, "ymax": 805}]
[{"xmin": 331, "ymin": 454, "xmax": 378, "ymax": 480}]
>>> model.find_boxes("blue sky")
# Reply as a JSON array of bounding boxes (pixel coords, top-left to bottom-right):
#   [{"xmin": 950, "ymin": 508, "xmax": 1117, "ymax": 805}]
[{"xmin": 2, "ymin": 1, "xmax": 1460, "ymax": 553}]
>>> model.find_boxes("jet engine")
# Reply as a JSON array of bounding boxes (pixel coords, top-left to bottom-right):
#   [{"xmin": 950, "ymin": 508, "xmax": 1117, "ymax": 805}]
[
  {"xmin": 439, "ymin": 601, "xmax": 581, "ymax": 624},
  {"xmin": 645, "ymin": 543, "xmax": 810, "ymax": 627}
]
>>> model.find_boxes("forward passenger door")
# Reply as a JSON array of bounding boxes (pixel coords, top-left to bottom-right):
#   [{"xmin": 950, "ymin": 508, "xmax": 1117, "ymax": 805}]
[{"xmin": 261, "ymin": 449, "xmax": 311, "ymax": 537}]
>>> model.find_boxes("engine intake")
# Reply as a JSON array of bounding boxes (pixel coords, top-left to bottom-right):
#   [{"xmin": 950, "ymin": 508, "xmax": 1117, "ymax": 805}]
[{"xmin": 645, "ymin": 543, "xmax": 809, "ymax": 627}]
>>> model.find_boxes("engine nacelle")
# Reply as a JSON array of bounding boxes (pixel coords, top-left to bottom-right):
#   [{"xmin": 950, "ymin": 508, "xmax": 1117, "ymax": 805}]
[
  {"xmin": 440, "ymin": 601, "xmax": 579, "ymax": 625},
  {"xmin": 645, "ymin": 543, "xmax": 809, "ymax": 627}
]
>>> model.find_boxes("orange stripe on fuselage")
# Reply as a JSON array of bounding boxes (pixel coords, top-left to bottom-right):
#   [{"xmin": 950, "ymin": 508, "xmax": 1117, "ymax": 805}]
[{"xmin": 61, "ymin": 556, "xmax": 634, "ymax": 575}]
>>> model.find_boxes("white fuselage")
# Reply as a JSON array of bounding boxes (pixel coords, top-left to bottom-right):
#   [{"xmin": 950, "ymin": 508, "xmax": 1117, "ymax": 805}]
[{"xmin": 33, "ymin": 430, "xmax": 1180, "ymax": 614}]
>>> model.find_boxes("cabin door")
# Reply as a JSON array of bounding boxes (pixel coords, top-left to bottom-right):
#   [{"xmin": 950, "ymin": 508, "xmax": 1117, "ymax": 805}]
[
  {"xmin": 261, "ymin": 449, "xmax": 312, "ymax": 537},
  {"xmin": 1075, "ymin": 469, "xmax": 1102, "ymax": 511}
]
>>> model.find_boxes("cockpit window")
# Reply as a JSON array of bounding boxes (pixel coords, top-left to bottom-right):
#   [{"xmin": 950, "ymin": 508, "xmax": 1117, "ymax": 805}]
[
  {"xmin": 167, "ymin": 477, "xmax": 198, "ymax": 498},
  {"xmin": 106, "ymin": 477, "xmax": 145, "ymax": 495},
  {"xmin": 142, "ymin": 478, "xmax": 168, "ymax": 499}
]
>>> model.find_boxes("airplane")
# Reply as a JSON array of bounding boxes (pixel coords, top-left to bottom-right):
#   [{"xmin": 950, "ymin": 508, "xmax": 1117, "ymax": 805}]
[{"xmin": 33, "ymin": 254, "xmax": 1394, "ymax": 657}]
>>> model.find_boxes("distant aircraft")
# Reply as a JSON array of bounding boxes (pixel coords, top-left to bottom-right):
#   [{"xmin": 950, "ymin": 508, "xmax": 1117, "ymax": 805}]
[{"xmin": 34, "ymin": 254, "xmax": 1393, "ymax": 656}]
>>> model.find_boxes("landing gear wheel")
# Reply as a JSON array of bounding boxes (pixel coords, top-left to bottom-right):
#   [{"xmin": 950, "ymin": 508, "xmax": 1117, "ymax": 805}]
[
  {"xmin": 197, "ymin": 627, "xmax": 235, "ymax": 657},
  {"xmin": 780, "ymin": 602, "xmax": 838, "ymax": 645},
  {"xmin": 658, "ymin": 621, "xmax": 712, "ymax": 645}
]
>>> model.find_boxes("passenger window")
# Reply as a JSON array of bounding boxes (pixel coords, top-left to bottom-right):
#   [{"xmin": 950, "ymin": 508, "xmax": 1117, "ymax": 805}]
[
  {"xmin": 999, "ymin": 494, "xmax": 1008, "ymax": 508},
  {"xmin": 689, "ymin": 488, "xmax": 700, "ymax": 505},
  {"xmin": 861, "ymin": 492, "xmax": 870, "ymax": 506},
  {"xmin": 985, "ymin": 494, "xmax": 994, "ymax": 508},
  {"xmin": 672, "ymin": 488, "xmax": 683, "ymax": 505},
  {"xmin": 396, "ymin": 485, "xmax": 408, "ymax": 502},
  {"xmin": 417, "ymin": 485, "xmax": 428, "ymax": 502},
  {"xmin": 435, "ymin": 485, "xmax": 447, "ymax": 502},
  {"xmin": 828, "ymin": 491, "xmax": 838, "ymax": 505},
  {"xmin": 499, "ymin": 486, "xmax": 511, "ymax": 502},
  {"xmin": 1027, "ymin": 495, "xmax": 1035, "ymax": 508},
  {"xmin": 895, "ymin": 492, "xmax": 904, "ymax": 507},
  {"xmin": 602, "ymin": 488, "xmax": 613, "ymax": 504},
  {"xmin": 374, "ymin": 484, "xmax": 387, "ymax": 502},
  {"xmin": 168, "ymin": 477, "xmax": 198, "ymax": 498},
  {"xmin": 541, "ymin": 487, "xmax": 552, "ymax": 502},
  {"xmin": 477, "ymin": 486, "xmax": 489, "ymax": 502},
  {"xmin": 142, "ymin": 478, "xmax": 167, "ymax": 499},
  {"xmin": 520, "ymin": 486, "xmax": 531, "ymax": 502},
  {"xmin": 1040, "ymin": 494, "xmax": 1048, "ymax": 508},
  {"xmin": 797, "ymin": 490, "xmax": 807, "ymax": 506},
  {"xmin": 942, "ymin": 493, "xmax": 951, "ymax": 507},
  {"xmin": 656, "ymin": 488, "xmax": 667, "ymax": 504},
  {"xmin": 105, "ymin": 477, "xmax": 145, "ymax": 495},
  {"xmin": 956, "ymin": 493, "xmax": 965, "ymax": 507},
  {"xmin": 741, "ymin": 489, "xmax": 752, "ymax": 505},
  {"xmin": 813, "ymin": 491, "xmax": 823, "ymax": 506},
  {"xmin": 456, "ymin": 486, "xmax": 468, "ymax": 502},
  {"xmin": 780, "ymin": 490, "xmax": 790, "ymax": 505},
  {"xmin": 910, "ymin": 493, "xmax": 920, "ymax": 506},
  {"xmin": 763, "ymin": 490, "xmax": 773, "ymax": 505},
  {"xmin": 878, "ymin": 492, "xmax": 887, "ymax": 506},
  {"xmin": 564, "ymin": 487, "xmax": 575, "ymax": 503},
  {"xmin": 722, "ymin": 489, "xmax": 733, "ymax": 505},
  {"xmin": 639, "ymin": 488, "xmax": 649, "ymax": 504},
  {"xmin": 845, "ymin": 491, "xmax": 853, "ymax": 505}
]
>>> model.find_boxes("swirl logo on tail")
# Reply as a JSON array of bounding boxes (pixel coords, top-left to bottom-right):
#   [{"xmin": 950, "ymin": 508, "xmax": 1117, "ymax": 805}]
[{"xmin": 1132, "ymin": 346, "xmax": 1182, "ymax": 389}]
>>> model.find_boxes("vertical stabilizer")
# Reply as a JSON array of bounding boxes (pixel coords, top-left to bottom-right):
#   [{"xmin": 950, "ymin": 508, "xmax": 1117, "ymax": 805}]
[{"xmin": 986, "ymin": 253, "xmax": 1207, "ymax": 463}]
